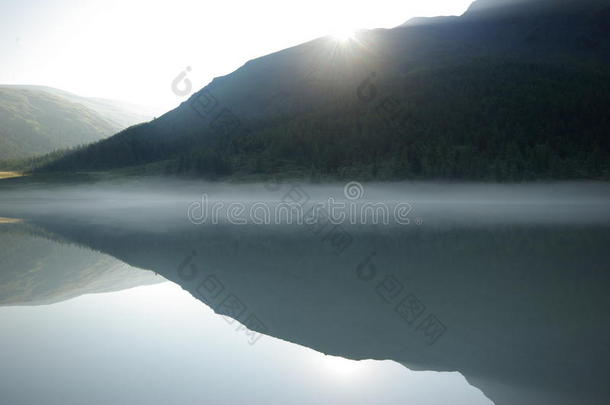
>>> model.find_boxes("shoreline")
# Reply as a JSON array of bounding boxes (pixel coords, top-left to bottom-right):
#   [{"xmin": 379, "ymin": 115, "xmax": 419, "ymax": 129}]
[{"xmin": 0, "ymin": 171, "xmax": 25, "ymax": 180}]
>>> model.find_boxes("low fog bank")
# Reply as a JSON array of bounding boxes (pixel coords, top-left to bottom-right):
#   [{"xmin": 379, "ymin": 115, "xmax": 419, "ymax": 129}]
[{"xmin": 0, "ymin": 179, "xmax": 608, "ymax": 228}]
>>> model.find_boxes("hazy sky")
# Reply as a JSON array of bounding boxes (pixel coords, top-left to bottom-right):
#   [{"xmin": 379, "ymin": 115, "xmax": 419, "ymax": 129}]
[{"xmin": 0, "ymin": 0, "xmax": 473, "ymax": 113}]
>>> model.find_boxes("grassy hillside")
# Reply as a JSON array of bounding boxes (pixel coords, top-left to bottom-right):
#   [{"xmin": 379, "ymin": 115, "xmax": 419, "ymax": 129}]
[
  {"xmin": 1, "ymin": 85, "xmax": 155, "ymax": 128},
  {"xmin": 0, "ymin": 87, "xmax": 124, "ymax": 160}
]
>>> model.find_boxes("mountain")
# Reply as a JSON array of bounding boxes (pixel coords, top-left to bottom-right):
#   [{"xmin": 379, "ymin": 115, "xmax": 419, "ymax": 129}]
[
  {"xmin": 463, "ymin": 0, "xmax": 610, "ymax": 19},
  {"xmin": 0, "ymin": 86, "xmax": 153, "ymax": 161},
  {"xmin": 1, "ymin": 85, "xmax": 155, "ymax": 129},
  {"xmin": 401, "ymin": 16, "xmax": 459, "ymax": 26},
  {"xmin": 38, "ymin": 0, "xmax": 610, "ymax": 180}
]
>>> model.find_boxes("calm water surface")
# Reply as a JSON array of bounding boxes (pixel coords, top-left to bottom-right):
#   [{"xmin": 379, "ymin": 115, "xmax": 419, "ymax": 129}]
[{"xmin": 1, "ymin": 180, "xmax": 608, "ymax": 405}]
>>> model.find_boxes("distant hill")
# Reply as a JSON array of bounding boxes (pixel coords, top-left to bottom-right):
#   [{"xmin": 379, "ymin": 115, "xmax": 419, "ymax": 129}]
[
  {"xmin": 2, "ymin": 85, "xmax": 155, "ymax": 128},
  {"xmin": 38, "ymin": 0, "xmax": 610, "ymax": 181},
  {"xmin": 0, "ymin": 86, "xmax": 153, "ymax": 161}
]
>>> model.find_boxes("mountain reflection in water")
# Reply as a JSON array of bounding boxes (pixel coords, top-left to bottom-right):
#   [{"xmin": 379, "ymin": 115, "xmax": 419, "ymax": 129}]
[{"xmin": 0, "ymin": 282, "xmax": 491, "ymax": 405}]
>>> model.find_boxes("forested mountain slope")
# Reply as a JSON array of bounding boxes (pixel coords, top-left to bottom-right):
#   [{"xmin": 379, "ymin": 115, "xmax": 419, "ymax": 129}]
[{"xmin": 38, "ymin": 0, "xmax": 610, "ymax": 180}]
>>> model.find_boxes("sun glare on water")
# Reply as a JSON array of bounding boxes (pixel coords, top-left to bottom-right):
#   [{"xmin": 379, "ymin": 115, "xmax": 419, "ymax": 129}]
[{"xmin": 320, "ymin": 354, "xmax": 365, "ymax": 378}]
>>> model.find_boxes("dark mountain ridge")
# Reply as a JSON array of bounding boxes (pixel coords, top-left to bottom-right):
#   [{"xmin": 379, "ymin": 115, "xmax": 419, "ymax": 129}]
[{"xmin": 38, "ymin": 0, "xmax": 610, "ymax": 180}]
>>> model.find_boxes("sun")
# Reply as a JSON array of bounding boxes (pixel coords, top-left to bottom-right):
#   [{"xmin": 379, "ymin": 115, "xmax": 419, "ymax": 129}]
[{"xmin": 330, "ymin": 26, "xmax": 356, "ymax": 42}]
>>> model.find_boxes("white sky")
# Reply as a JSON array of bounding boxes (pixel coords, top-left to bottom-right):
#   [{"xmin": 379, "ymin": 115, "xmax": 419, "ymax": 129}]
[{"xmin": 0, "ymin": 0, "xmax": 473, "ymax": 113}]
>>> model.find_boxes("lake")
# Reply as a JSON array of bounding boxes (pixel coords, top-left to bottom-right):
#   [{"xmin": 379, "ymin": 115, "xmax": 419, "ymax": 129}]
[{"xmin": 1, "ymin": 179, "xmax": 609, "ymax": 405}]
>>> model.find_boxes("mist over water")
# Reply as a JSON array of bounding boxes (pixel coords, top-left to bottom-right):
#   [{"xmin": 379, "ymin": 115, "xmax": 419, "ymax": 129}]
[{"xmin": 1, "ymin": 180, "xmax": 608, "ymax": 226}]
